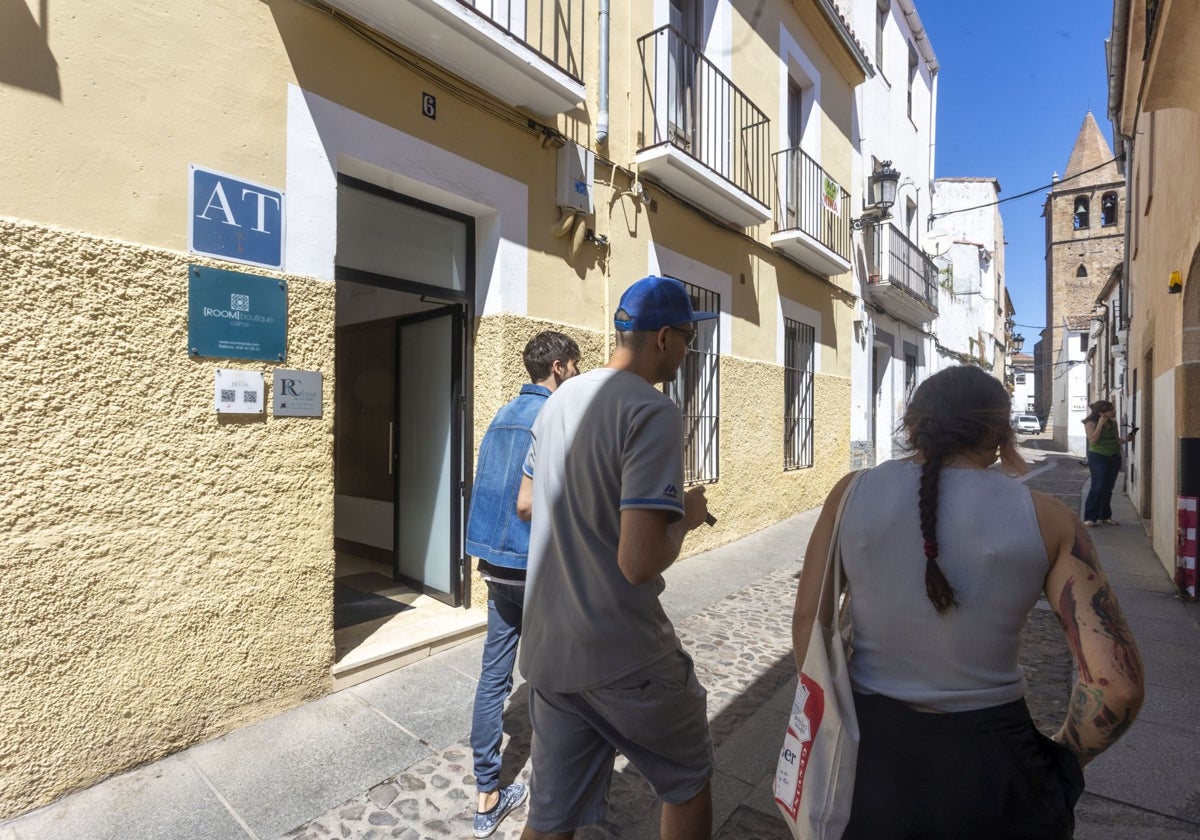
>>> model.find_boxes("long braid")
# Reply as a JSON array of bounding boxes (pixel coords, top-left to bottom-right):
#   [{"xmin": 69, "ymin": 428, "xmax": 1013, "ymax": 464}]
[{"xmin": 916, "ymin": 443, "xmax": 958, "ymax": 614}]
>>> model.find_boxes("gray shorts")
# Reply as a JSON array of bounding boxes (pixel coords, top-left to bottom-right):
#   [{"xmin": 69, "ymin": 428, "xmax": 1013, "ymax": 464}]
[{"xmin": 525, "ymin": 649, "xmax": 714, "ymax": 833}]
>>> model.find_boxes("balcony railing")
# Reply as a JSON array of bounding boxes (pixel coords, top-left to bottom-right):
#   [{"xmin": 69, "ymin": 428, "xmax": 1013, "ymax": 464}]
[
  {"xmin": 323, "ymin": 0, "xmax": 585, "ymax": 115},
  {"xmin": 637, "ymin": 25, "xmax": 771, "ymax": 209},
  {"xmin": 457, "ymin": 0, "xmax": 585, "ymax": 82},
  {"xmin": 772, "ymin": 147, "xmax": 851, "ymax": 262},
  {"xmin": 871, "ymin": 224, "xmax": 939, "ymax": 313}
]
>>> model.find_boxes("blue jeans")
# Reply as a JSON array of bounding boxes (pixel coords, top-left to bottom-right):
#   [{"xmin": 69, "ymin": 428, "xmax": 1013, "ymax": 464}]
[
  {"xmin": 471, "ymin": 580, "xmax": 524, "ymax": 792},
  {"xmin": 1084, "ymin": 451, "xmax": 1122, "ymax": 522}
]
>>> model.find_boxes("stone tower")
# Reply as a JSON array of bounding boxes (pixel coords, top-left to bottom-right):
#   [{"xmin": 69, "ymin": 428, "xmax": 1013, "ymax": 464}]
[{"xmin": 1039, "ymin": 112, "xmax": 1125, "ymax": 422}]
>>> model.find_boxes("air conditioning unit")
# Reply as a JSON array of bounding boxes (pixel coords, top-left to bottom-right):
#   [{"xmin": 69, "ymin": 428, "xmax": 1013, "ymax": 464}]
[{"xmin": 1114, "ymin": 328, "xmax": 1127, "ymax": 347}]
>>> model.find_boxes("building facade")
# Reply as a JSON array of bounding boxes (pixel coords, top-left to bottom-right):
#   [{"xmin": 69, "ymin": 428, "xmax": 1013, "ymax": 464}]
[
  {"xmin": 0, "ymin": 0, "xmax": 878, "ymax": 818},
  {"xmin": 844, "ymin": 0, "xmax": 939, "ymax": 468},
  {"xmin": 1108, "ymin": 0, "xmax": 1200, "ymax": 578},
  {"xmin": 1012, "ymin": 352, "xmax": 1037, "ymax": 416},
  {"xmin": 1041, "ymin": 112, "xmax": 1125, "ymax": 454},
  {"xmin": 929, "ymin": 178, "xmax": 1010, "ymax": 377}
]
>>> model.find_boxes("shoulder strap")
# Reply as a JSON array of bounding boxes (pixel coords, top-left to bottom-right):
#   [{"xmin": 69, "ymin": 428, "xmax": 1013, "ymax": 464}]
[{"xmin": 817, "ymin": 470, "xmax": 865, "ymax": 631}]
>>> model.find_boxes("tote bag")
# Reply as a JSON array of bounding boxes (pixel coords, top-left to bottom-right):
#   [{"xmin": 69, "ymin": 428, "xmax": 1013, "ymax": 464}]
[{"xmin": 774, "ymin": 471, "xmax": 863, "ymax": 839}]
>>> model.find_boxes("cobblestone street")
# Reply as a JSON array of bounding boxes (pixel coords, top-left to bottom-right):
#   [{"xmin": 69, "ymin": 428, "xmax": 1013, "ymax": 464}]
[
  {"xmin": 280, "ymin": 445, "xmax": 1087, "ymax": 840},
  {"xmin": 12, "ymin": 445, "xmax": 1196, "ymax": 840}
]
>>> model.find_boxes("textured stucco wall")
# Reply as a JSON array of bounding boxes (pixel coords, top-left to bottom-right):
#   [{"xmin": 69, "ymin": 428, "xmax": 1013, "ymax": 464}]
[
  {"xmin": 0, "ymin": 219, "xmax": 336, "ymax": 818},
  {"xmin": 466, "ymin": 314, "xmax": 606, "ymax": 610},
  {"xmin": 464, "ymin": 321, "xmax": 852, "ymax": 609}
]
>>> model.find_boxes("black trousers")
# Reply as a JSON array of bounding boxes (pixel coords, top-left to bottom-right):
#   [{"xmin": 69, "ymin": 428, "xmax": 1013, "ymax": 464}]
[{"xmin": 844, "ymin": 693, "xmax": 1085, "ymax": 840}]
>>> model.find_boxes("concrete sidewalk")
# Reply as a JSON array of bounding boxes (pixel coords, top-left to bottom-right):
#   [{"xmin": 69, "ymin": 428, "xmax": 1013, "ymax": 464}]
[
  {"xmin": 2, "ymin": 511, "xmax": 820, "ymax": 840},
  {"xmin": 5, "ymin": 454, "xmax": 1200, "ymax": 839},
  {"xmin": 1070, "ymin": 486, "xmax": 1200, "ymax": 838}
]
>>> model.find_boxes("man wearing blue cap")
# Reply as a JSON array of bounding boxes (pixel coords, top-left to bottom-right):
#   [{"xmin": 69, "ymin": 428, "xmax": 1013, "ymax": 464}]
[{"xmin": 515, "ymin": 276, "xmax": 716, "ymax": 839}]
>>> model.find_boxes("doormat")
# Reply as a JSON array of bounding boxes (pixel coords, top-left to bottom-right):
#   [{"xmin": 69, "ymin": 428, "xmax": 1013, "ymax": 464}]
[{"xmin": 334, "ymin": 580, "xmax": 413, "ymax": 630}]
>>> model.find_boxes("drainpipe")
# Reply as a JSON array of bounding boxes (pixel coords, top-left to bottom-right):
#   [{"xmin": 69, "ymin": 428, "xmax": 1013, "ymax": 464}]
[{"xmin": 596, "ymin": 0, "xmax": 610, "ymax": 145}]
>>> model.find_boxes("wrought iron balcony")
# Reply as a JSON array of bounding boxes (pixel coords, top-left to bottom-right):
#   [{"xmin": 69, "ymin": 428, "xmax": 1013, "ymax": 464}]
[
  {"xmin": 770, "ymin": 147, "xmax": 851, "ymax": 277},
  {"xmin": 323, "ymin": 0, "xmax": 586, "ymax": 116},
  {"xmin": 864, "ymin": 223, "xmax": 939, "ymax": 326},
  {"xmin": 635, "ymin": 26, "xmax": 771, "ymax": 227}
]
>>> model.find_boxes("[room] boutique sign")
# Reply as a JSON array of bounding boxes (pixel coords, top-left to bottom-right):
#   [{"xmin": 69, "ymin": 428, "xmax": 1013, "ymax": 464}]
[{"xmin": 188, "ymin": 265, "xmax": 287, "ymax": 362}]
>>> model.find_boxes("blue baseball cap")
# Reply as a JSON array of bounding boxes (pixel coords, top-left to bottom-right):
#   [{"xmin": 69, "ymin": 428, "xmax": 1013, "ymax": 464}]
[{"xmin": 613, "ymin": 276, "xmax": 717, "ymax": 331}]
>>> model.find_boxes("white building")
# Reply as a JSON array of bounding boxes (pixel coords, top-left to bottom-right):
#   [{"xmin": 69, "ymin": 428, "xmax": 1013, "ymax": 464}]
[
  {"xmin": 1012, "ymin": 352, "xmax": 1036, "ymax": 415},
  {"xmin": 929, "ymin": 178, "xmax": 1009, "ymax": 377},
  {"xmin": 845, "ymin": 0, "xmax": 939, "ymax": 467},
  {"xmin": 1054, "ymin": 315, "xmax": 1092, "ymax": 454}
]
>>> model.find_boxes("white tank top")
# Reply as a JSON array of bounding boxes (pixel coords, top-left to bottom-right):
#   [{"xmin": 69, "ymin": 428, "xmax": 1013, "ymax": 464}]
[{"xmin": 840, "ymin": 459, "xmax": 1050, "ymax": 712}]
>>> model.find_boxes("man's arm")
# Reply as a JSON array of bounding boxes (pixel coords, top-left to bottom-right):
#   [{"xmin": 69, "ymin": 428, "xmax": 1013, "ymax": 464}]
[
  {"xmin": 1035, "ymin": 492, "xmax": 1145, "ymax": 766},
  {"xmin": 516, "ymin": 475, "xmax": 533, "ymax": 522},
  {"xmin": 617, "ymin": 487, "xmax": 708, "ymax": 585}
]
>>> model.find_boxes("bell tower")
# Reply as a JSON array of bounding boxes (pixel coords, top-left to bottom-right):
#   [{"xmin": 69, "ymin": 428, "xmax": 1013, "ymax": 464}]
[{"xmin": 1039, "ymin": 112, "xmax": 1125, "ymax": 423}]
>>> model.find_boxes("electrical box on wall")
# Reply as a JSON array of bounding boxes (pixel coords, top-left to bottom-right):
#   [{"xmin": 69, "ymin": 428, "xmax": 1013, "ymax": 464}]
[{"xmin": 557, "ymin": 142, "xmax": 594, "ymax": 215}]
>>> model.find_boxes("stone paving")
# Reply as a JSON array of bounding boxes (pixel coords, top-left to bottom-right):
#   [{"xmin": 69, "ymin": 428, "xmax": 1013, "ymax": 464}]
[
  {"xmin": 278, "ymin": 448, "xmax": 1085, "ymax": 840},
  {"xmin": 279, "ymin": 569, "xmax": 801, "ymax": 840}
]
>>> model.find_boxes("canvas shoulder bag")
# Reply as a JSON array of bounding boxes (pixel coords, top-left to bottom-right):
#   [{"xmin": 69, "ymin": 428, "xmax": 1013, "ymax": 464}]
[{"xmin": 774, "ymin": 470, "xmax": 864, "ymax": 839}]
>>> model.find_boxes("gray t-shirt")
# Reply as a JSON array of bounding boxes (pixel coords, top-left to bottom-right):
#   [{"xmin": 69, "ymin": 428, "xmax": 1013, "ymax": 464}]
[{"xmin": 518, "ymin": 368, "xmax": 686, "ymax": 692}]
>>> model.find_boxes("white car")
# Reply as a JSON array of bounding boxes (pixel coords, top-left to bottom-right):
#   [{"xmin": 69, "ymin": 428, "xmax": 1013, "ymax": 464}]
[{"xmin": 1014, "ymin": 414, "xmax": 1041, "ymax": 434}]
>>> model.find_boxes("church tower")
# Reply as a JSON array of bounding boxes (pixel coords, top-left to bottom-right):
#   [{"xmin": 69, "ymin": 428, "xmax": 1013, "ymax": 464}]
[{"xmin": 1039, "ymin": 112, "xmax": 1125, "ymax": 441}]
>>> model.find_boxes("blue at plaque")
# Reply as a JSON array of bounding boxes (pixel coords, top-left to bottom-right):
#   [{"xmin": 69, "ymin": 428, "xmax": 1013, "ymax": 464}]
[
  {"xmin": 189, "ymin": 165, "xmax": 284, "ymax": 269},
  {"xmin": 188, "ymin": 265, "xmax": 287, "ymax": 362}
]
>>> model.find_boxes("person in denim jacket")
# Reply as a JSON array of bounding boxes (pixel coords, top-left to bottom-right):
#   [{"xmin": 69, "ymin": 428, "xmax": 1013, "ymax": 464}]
[{"xmin": 466, "ymin": 330, "xmax": 580, "ymax": 838}]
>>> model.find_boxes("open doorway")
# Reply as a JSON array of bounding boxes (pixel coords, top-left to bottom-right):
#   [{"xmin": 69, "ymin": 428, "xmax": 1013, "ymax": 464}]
[{"xmin": 330, "ymin": 175, "xmax": 484, "ymax": 688}]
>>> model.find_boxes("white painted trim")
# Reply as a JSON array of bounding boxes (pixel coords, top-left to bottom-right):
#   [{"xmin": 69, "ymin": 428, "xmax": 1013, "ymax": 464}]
[
  {"xmin": 777, "ymin": 297, "xmax": 823, "ymax": 373},
  {"xmin": 653, "ymin": 0, "xmax": 728, "ymax": 75},
  {"xmin": 285, "ymin": 84, "xmax": 528, "ymax": 317},
  {"xmin": 777, "ymin": 24, "xmax": 821, "ymax": 155},
  {"xmin": 647, "ymin": 244, "xmax": 733, "ymax": 356}
]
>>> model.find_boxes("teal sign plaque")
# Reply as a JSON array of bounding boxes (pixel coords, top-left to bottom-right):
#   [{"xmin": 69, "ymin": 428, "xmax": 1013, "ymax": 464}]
[{"xmin": 188, "ymin": 265, "xmax": 287, "ymax": 361}]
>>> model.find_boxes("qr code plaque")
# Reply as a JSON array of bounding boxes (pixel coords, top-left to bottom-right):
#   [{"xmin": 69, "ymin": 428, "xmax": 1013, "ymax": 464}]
[{"xmin": 214, "ymin": 369, "xmax": 264, "ymax": 414}]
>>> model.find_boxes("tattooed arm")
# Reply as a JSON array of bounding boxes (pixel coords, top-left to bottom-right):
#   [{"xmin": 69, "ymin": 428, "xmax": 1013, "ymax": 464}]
[{"xmin": 1033, "ymin": 491, "xmax": 1145, "ymax": 767}]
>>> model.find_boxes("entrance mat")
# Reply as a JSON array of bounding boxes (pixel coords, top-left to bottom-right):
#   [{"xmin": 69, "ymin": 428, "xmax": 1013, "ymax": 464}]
[{"xmin": 334, "ymin": 581, "xmax": 413, "ymax": 630}]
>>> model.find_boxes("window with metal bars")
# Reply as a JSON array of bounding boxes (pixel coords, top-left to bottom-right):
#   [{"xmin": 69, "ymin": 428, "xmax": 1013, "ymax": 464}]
[
  {"xmin": 904, "ymin": 352, "xmax": 917, "ymax": 403},
  {"xmin": 784, "ymin": 318, "xmax": 815, "ymax": 470},
  {"xmin": 664, "ymin": 282, "xmax": 720, "ymax": 484}
]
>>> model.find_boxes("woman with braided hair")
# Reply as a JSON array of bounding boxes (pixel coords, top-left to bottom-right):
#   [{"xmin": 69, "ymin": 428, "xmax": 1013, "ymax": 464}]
[{"xmin": 791, "ymin": 365, "xmax": 1143, "ymax": 839}]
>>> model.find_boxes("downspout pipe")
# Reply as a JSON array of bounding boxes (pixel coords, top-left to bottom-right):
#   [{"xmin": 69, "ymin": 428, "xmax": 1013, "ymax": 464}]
[{"xmin": 596, "ymin": 0, "xmax": 610, "ymax": 145}]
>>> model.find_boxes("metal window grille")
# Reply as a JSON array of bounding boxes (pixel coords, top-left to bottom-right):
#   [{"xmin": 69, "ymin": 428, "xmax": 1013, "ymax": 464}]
[
  {"xmin": 665, "ymin": 282, "xmax": 720, "ymax": 484},
  {"xmin": 784, "ymin": 318, "xmax": 815, "ymax": 470},
  {"xmin": 904, "ymin": 352, "xmax": 917, "ymax": 403}
]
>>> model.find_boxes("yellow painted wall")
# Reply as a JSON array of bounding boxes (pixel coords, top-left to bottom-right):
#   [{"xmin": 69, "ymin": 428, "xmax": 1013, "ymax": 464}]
[
  {"xmin": 466, "ymin": 314, "xmax": 853, "ymax": 608},
  {"xmin": 1124, "ymin": 107, "xmax": 1200, "ymax": 570},
  {"xmin": 0, "ymin": 219, "xmax": 336, "ymax": 818},
  {"xmin": 1, "ymin": 0, "xmax": 863, "ymax": 816}
]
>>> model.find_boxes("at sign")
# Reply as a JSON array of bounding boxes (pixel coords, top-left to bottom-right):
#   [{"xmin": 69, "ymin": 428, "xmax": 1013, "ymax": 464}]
[{"xmin": 189, "ymin": 164, "xmax": 284, "ymax": 270}]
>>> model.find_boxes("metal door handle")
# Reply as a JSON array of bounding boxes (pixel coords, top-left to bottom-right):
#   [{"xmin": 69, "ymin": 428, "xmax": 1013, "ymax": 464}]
[{"xmin": 388, "ymin": 421, "xmax": 394, "ymax": 475}]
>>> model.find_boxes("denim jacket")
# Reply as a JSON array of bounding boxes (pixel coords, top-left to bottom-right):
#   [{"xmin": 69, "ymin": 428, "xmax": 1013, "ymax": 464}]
[{"xmin": 465, "ymin": 384, "xmax": 551, "ymax": 574}]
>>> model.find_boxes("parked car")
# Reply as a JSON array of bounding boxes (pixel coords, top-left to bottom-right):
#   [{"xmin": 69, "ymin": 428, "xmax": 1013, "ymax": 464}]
[{"xmin": 1013, "ymin": 414, "xmax": 1041, "ymax": 434}]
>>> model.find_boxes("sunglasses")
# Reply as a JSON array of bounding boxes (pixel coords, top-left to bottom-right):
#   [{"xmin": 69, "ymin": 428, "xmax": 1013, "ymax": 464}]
[{"xmin": 669, "ymin": 326, "xmax": 698, "ymax": 347}]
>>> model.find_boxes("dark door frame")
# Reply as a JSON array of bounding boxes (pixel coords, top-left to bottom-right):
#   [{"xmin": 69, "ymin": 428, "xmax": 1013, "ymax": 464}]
[{"xmin": 333, "ymin": 172, "xmax": 475, "ymax": 608}]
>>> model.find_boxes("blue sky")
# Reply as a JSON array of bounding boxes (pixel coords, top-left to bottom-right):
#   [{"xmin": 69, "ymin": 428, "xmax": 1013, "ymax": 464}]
[{"xmin": 912, "ymin": 0, "xmax": 1116, "ymax": 342}]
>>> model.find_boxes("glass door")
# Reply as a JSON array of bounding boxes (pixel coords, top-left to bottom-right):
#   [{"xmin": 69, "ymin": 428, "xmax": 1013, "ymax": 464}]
[{"xmin": 393, "ymin": 305, "xmax": 465, "ymax": 606}]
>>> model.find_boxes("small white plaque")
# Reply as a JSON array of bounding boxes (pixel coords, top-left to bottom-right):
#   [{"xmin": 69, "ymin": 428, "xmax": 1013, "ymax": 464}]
[
  {"xmin": 273, "ymin": 369, "xmax": 323, "ymax": 417},
  {"xmin": 214, "ymin": 369, "xmax": 264, "ymax": 414}
]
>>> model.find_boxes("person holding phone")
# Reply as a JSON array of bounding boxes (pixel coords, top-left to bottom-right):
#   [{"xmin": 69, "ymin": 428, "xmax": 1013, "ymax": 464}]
[{"xmin": 1082, "ymin": 400, "xmax": 1137, "ymax": 526}]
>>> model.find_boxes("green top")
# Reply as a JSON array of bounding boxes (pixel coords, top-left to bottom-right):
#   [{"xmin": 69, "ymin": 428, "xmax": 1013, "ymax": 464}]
[{"xmin": 1088, "ymin": 417, "xmax": 1121, "ymax": 456}]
